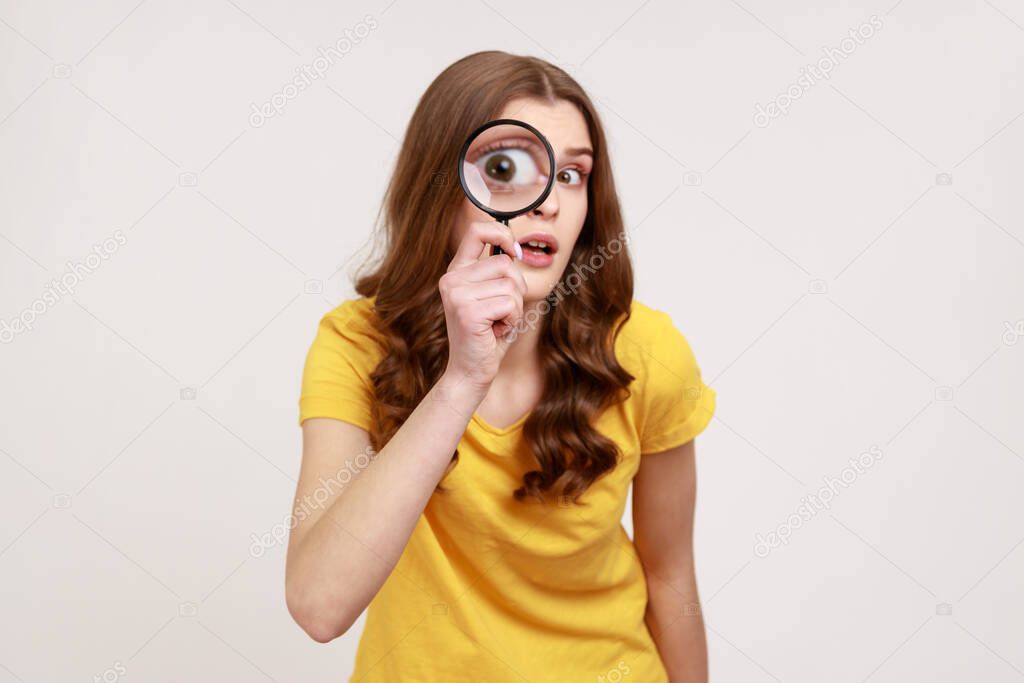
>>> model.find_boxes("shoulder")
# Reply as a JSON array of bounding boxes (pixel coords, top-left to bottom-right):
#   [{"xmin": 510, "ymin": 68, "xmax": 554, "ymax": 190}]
[
  {"xmin": 300, "ymin": 295, "xmax": 385, "ymax": 428},
  {"xmin": 616, "ymin": 300, "xmax": 715, "ymax": 452},
  {"xmin": 319, "ymin": 295, "xmax": 378, "ymax": 332},
  {"xmin": 315, "ymin": 296, "xmax": 386, "ymax": 346},
  {"xmin": 306, "ymin": 295, "xmax": 388, "ymax": 371},
  {"xmin": 614, "ymin": 299, "xmax": 696, "ymax": 376},
  {"xmin": 619, "ymin": 300, "xmax": 673, "ymax": 335}
]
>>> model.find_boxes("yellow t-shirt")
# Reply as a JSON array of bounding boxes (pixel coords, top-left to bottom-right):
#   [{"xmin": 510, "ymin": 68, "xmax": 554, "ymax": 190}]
[{"xmin": 298, "ymin": 296, "xmax": 716, "ymax": 682}]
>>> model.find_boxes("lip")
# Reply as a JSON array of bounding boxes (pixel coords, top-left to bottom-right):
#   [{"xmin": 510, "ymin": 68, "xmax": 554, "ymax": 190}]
[
  {"xmin": 518, "ymin": 246, "xmax": 554, "ymax": 268},
  {"xmin": 516, "ymin": 232, "xmax": 559, "ymax": 254}
]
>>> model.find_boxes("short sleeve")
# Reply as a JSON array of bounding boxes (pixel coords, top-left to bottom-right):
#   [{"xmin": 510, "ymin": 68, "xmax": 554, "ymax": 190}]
[
  {"xmin": 637, "ymin": 312, "xmax": 716, "ymax": 454},
  {"xmin": 298, "ymin": 299, "xmax": 383, "ymax": 430}
]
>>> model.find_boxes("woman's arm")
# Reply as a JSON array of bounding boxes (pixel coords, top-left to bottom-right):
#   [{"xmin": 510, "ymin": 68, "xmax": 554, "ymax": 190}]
[
  {"xmin": 287, "ymin": 223, "xmax": 525, "ymax": 643},
  {"xmin": 632, "ymin": 438, "xmax": 708, "ymax": 683},
  {"xmin": 285, "ymin": 372, "xmax": 485, "ymax": 643}
]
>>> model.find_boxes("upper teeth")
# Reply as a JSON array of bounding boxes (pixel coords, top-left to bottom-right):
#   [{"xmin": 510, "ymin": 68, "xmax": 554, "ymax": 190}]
[{"xmin": 524, "ymin": 240, "xmax": 548, "ymax": 249}]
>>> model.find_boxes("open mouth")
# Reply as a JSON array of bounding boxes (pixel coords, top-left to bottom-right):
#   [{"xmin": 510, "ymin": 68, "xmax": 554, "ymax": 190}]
[{"xmin": 520, "ymin": 240, "xmax": 554, "ymax": 255}]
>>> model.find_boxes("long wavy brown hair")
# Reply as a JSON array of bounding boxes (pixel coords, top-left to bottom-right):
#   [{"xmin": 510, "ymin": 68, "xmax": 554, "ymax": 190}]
[{"xmin": 351, "ymin": 50, "xmax": 637, "ymax": 504}]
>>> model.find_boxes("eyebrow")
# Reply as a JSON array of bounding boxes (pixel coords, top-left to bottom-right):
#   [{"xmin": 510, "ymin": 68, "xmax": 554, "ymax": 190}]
[{"xmin": 563, "ymin": 146, "xmax": 593, "ymax": 157}]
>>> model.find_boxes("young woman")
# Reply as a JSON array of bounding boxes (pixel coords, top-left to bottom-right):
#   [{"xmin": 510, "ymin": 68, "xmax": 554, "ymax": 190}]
[{"xmin": 285, "ymin": 50, "xmax": 716, "ymax": 682}]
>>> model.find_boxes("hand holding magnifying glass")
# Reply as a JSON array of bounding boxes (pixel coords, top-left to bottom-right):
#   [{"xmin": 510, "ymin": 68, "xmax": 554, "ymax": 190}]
[{"xmin": 457, "ymin": 119, "xmax": 556, "ymax": 257}]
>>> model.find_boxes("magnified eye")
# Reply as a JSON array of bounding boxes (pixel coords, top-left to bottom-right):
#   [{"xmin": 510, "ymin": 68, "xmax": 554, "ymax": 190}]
[{"xmin": 476, "ymin": 145, "xmax": 544, "ymax": 189}]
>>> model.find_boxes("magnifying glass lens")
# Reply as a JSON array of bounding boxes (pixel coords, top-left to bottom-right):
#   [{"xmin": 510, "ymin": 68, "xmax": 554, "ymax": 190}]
[{"xmin": 461, "ymin": 124, "xmax": 552, "ymax": 215}]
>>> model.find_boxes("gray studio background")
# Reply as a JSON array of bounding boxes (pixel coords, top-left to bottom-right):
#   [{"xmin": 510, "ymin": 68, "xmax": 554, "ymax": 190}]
[{"xmin": 2, "ymin": 1, "xmax": 1022, "ymax": 681}]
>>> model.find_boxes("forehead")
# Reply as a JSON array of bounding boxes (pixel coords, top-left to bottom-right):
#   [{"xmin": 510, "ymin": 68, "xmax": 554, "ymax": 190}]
[{"xmin": 496, "ymin": 97, "xmax": 591, "ymax": 150}]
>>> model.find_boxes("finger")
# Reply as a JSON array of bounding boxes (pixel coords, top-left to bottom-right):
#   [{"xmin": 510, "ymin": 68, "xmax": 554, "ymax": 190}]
[
  {"xmin": 449, "ymin": 222, "xmax": 520, "ymax": 271},
  {"xmin": 450, "ymin": 277, "xmax": 520, "ymax": 302},
  {"xmin": 473, "ymin": 294, "xmax": 521, "ymax": 331},
  {"xmin": 480, "ymin": 241, "xmax": 514, "ymax": 261},
  {"xmin": 450, "ymin": 254, "xmax": 527, "ymax": 296}
]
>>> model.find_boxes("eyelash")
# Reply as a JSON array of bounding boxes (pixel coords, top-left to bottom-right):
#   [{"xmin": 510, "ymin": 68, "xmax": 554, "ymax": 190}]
[
  {"xmin": 559, "ymin": 168, "xmax": 590, "ymax": 185},
  {"xmin": 475, "ymin": 140, "xmax": 525, "ymax": 157}
]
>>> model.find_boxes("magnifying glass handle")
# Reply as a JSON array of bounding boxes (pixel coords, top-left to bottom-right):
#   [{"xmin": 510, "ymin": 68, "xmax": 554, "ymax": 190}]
[{"xmin": 490, "ymin": 217, "xmax": 510, "ymax": 257}]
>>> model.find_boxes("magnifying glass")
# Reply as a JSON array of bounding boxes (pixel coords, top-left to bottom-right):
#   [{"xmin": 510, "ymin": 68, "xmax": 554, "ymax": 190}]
[{"xmin": 457, "ymin": 118, "xmax": 556, "ymax": 257}]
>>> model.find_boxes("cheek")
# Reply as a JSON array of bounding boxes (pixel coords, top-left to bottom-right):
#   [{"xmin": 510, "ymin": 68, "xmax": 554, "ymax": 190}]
[
  {"xmin": 558, "ymin": 191, "xmax": 588, "ymax": 254},
  {"xmin": 565, "ymin": 184, "xmax": 588, "ymax": 217}
]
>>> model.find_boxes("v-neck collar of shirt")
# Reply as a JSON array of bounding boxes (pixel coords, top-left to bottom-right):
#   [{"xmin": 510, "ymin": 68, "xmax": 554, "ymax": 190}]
[{"xmin": 470, "ymin": 410, "xmax": 530, "ymax": 437}]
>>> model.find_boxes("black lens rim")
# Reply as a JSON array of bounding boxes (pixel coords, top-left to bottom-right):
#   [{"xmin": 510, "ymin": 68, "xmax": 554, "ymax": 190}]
[{"xmin": 457, "ymin": 118, "xmax": 557, "ymax": 221}]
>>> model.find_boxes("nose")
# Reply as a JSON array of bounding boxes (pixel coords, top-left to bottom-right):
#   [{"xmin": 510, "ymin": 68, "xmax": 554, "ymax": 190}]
[{"xmin": 531, "ymin": 182, "xmax": 559, "ymax": 218}]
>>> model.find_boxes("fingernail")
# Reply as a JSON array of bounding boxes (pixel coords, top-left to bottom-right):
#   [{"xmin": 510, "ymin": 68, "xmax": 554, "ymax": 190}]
[{"xmin": 513, "ymin": 241, "xmax": 523, "ymax": 260}]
